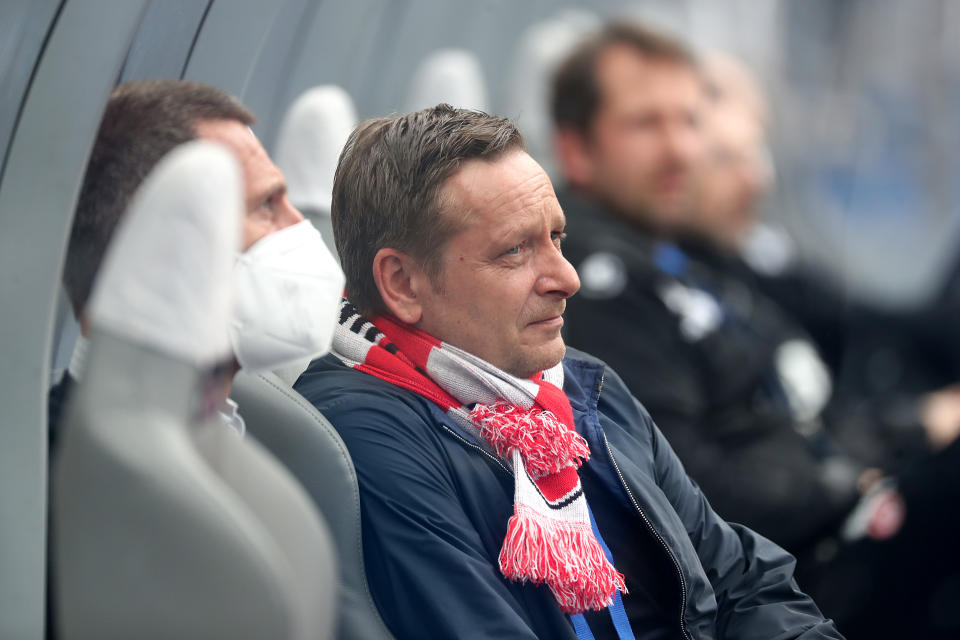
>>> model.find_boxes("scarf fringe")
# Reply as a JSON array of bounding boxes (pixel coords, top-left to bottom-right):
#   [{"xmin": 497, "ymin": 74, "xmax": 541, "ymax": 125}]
[
  {"xmin": 471, "ymin": 402, "xmax": 590, "ymax": 478},
  {"xmin": 499, "ymin": 505, "xmax": 628, "ymax": 614}
]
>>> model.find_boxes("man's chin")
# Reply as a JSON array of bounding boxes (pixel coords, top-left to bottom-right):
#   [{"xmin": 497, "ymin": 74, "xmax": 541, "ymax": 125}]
[{"xmin": 512, "ymin": 340, "xmax": 566, "ymax": 378}]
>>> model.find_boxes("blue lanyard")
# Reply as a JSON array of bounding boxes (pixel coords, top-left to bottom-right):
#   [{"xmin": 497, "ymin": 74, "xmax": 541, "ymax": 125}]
[
  {"xmin": 653, "ymin": 242, "xmax": 689, "ymax": 277},
  {"xmin": 570, "ymin": 505, "xmax": 637, "ymax": 640}
]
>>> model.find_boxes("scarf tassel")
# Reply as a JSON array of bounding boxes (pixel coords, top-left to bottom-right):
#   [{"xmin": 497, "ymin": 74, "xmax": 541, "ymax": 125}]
[
  {"xmin": 498, "ymin": 505, "xmax": 627, "ymax": 614},
  {"xmin": 472, "ymin": 403, "xmax": 591, "ymax": 477}
]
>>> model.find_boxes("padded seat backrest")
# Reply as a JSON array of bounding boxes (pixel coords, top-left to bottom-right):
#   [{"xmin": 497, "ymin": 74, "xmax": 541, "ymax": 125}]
[
  {"xmin": 53, "ymin": 334, "xmax": 338, "ymax": 639},
  {"xmin": 51, "ymin": 141, "xmax": 337, "ymax": 639},
  {"xmin": 405, "ymin": 48, "xmax": 490, "ymax": 113},
  {"xmin": 231, "ymin": 370, "xmax": 394, "ymax": 640}
]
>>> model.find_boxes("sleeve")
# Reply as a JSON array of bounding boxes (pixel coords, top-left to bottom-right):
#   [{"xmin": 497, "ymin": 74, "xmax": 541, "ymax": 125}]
[
  {"xmin": 324, "ymin": 399, "xmax": 567, "ymax": 640},
  {"xmin": 569, "ymin": 293, "xmax": 858, "ymax": 551},
  {"xmin": 648, "ymin": 414, "xmax": 845, "ymax": 640}
]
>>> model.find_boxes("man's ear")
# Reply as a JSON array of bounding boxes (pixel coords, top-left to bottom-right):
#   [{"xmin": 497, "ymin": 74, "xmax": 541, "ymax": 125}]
[
  {"xmin": 372, "ymin": 248, "xmax": 427, "ymax": 324},
  {"xmin": 554, "ymin": 126, "xmax": 595, "ymax": 188}
]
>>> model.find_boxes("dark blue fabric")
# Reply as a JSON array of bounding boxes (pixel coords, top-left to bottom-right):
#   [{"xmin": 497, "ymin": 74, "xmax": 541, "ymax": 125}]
[
  {"xmin": 578, "ymin": 467, "xmax": 678, "ymax": 640},
  {"xmin": 295, "ymin": 348, "xmax": 844, "ymax": 640}
]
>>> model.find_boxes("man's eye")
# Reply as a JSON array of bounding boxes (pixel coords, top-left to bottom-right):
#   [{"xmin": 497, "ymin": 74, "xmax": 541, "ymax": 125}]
[
  {"xmin": 253, "ymin": 197, "xmax": 277, "ymax": 220},
  {"xmin": 504, "ymin": 245, "xmax": 521, "ymax": 256},
  {"xmin": 551, "ymin": 232, "xmax": 567, "ymax": 246}
]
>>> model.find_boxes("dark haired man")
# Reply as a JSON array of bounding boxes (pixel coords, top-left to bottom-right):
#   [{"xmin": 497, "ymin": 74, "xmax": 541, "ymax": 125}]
[
  {"xmin": 295, "ymin": 103, "xmax": 841, "ymax": 639},
  {"xmin": 552, "ymin": 23, "xmax": 960, "ymax": 638},
  {"xmin": 552, "ymin": 21, "xmax": 865, "ymax": 553},
  {"xmin": 50, "ymin": 79, "xmax": 343, "ymax": 445}
]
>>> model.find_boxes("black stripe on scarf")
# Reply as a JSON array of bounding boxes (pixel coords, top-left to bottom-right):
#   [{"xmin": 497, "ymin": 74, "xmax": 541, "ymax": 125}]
[
  {"xmin": 525, "ymin": 466, "xmax": 585, "ymax": 510},
  {"xmin": 350, "ymin": 316, "xmax": 367, "ymax": 333}
]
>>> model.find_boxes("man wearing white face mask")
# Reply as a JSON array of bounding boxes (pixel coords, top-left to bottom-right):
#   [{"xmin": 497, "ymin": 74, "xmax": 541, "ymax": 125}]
[{"xmin": 51, "ymin": 80, "xmax": 344, "ymax": 446}]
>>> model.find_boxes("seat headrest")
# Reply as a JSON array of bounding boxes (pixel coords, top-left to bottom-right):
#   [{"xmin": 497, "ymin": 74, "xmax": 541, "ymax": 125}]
[
  {"xmin": 86, "ymin": 140, "xmax": 242, "ymax": 368},
  {"xmin": 405, "ymin": 48, "xmax": 489, "ymax": 114},
  {"xmin": 506, "ymin": 11, "xmax": 600, "ymax": 174},
  {"xmin": 274, "ymin": 85, "xmax": 358, "ymax": 215}
]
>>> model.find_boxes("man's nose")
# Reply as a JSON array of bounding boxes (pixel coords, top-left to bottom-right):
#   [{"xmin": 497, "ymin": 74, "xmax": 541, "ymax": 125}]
[
  {"xmin": 279, "ymin": 197, "xmax": 306, "ymax": 228},
  {"xmin": 664, "ymin": 121, "xmax": 703, "ymax": 166},
  {"xmin": 540, "ymin": 247, "xmax": 580, "ymax": 299}
]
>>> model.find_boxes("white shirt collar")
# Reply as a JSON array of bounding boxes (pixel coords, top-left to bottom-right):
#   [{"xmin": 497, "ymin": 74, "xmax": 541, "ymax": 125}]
[{"xmin": 217, "ymin": 397, "xmax": 246, "ymax": 437}]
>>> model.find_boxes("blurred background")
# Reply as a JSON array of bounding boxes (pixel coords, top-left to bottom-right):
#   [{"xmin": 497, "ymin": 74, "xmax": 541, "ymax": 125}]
[
  {"xmin": 3, "ymin": 0, "xmax": 960, "ymax": 636},
  {"xmin": 7, "ymin": 0, "xmax": 959, "ymax": 311}
]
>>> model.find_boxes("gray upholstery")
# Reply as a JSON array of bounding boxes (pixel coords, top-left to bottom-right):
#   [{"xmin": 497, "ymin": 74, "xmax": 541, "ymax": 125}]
[
  {"xmin": 231, "ymin": 369, "xmax": 394, "ymax": 640},
  {"xmin": 53, "ymin": 333, "xmax": 337, "ymax": 639}
]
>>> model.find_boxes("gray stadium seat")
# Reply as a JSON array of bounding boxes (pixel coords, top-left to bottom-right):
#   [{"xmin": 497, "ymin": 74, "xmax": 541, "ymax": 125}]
[
  {"xmin": 506, "ymin": 10, "xmax": 600, "ymax": 177},
  {"xmin": 273, "ymin": 85, "xmax": 358, "ymax": 255},
  {"xmin": 231, "ymin": 369, "xmax": 394, "ymax": 640},
  {"xmin": 404, "ymin": 48, "xmax": 490, "ymax": 113},
  {"xmin": 51, "ymin": 141, "xmax": 337, "ymax": 639}
]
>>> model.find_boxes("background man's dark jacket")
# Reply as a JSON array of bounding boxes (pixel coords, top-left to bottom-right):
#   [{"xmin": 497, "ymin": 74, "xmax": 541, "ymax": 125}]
[
  {"xmin": 559, "ymin": 187, "xmax": 862, "ymax": 553},
  {"xmin": 674, "ymin": 232, "xmax": 932, "ymax": 470}
]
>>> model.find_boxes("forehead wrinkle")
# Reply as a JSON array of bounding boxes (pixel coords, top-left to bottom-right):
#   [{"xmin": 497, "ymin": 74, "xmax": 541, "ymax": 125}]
[
  {"xmin": 442, "ymin": 153, "xmax": 564, "ymax": 242},
  {"xmin": 482, "ymin": 168, "xmax": 550, "ymax": 212}
]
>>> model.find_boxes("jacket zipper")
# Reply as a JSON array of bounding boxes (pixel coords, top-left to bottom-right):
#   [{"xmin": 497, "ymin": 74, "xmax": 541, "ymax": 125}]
[
  {"xmin": 440, "ymin": 424, "xmax": 513, "ymax": 476},
  {"xmin": 597, "ymin": 374, "xmax": 692, "ymax": 640}
]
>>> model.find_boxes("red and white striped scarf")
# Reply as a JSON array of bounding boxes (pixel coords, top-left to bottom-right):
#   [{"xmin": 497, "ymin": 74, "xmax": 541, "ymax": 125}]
[{"xmin": 332, "ymin": 299, "xmax": 626, "ymax": 614}]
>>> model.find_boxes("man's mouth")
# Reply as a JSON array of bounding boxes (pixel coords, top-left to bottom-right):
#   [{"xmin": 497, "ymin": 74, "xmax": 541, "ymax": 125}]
[
  {"xmin": 657, "ymin": 170, "xmax": 689, "ymax": 193},
  {"xmin": 527, "ymin": 314, "xmax": 565, "ymax": 329}
]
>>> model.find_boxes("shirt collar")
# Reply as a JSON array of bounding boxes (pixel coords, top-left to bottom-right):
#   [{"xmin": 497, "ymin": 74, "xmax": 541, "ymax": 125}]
[{"xmin": 217, "ymin": 396, "xmax": 246, "ymax": 437}]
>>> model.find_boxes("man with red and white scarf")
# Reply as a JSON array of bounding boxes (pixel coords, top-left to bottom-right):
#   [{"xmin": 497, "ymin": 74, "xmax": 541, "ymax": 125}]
[{"xmin": 295, "ymin": 104, "xmax": 842, "ymax": 639}]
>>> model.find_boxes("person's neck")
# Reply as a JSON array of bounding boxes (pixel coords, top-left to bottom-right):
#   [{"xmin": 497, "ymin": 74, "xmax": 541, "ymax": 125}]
[
  {"xmin": 675, "ymin": 228, "xmax": 737, "ymax": 261},
  {"xmin": 569, "ymin": 184, "xmax": 671, "ymax": 240},
  {"xmin": 223, "ymin": 359, "xmax": 241, "ymax": 397}
]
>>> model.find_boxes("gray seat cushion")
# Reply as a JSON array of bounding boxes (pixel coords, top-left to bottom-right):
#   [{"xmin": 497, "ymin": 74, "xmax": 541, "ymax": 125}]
[
  {"xmin": 232, "ymin": 370, "xmax": 393, "ymax": 640},
  {"xmin": 53, "ymin": 334, "xmax": 337, "ymax": 639}
]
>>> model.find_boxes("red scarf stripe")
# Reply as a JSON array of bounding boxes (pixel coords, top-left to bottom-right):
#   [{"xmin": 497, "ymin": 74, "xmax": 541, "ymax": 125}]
[
  {"xmin": 534, "ymin": 381, "xmax": 577, "ymax": 430},
  {"xmin": 534, "ymin": 465, "xmax": 582, "ymax": 503},
  {"xmin": 371, "ymin": 313, "xmax": 441, "ymax": 368},
  {"xmin": 357, "ymin": 345, "xmax": 460, "ymax": 412}
]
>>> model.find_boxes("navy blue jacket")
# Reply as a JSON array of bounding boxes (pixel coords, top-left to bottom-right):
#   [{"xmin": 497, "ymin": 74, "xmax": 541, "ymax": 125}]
[{"xmin": 295, "ymin": 348, "xmax": 842, "ymax": 639}]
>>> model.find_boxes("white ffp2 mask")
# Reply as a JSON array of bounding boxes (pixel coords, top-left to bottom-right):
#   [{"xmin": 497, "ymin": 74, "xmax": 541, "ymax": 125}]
[{"xmin": 230, "ymin": 219, "xmax": 345, "ymax": 372}]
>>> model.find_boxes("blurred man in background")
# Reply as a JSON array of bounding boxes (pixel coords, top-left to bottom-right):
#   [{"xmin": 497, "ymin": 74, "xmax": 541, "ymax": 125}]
[
  {"xmin": 687, "ymin": 53, "xmax": 771, "ymax": 255},
  {"xmin": 553, "ymin": 21, "xmax": 960, "ymax": 637},
  {"xmin": 683, "ymin": 53, "xmax": 960, "ymax": 469},
  {"xmin": 681, "ymin": 49, "xmax": 960, "ymax": 640},
  {"xmin": 554, "ymin": 20, "xmax": 863, "ymax": 555}
]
